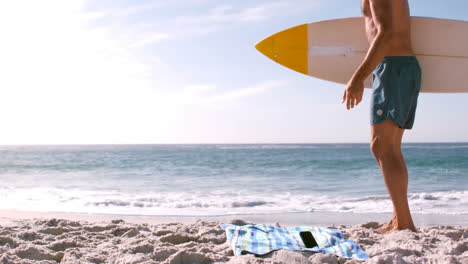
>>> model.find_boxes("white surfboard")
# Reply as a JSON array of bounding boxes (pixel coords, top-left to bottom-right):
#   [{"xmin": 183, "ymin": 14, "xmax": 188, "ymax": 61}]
[{"xmin": 255, "ymin": 17, "xmax": 468, "ymax": 93}]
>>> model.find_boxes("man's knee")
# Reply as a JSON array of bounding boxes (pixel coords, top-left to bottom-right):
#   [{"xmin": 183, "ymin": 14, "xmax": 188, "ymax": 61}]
[
  {"xmin": 370, "ymin": 120, "xmax": 403, "ymax": 159},
  {"xmin": 370, "ymin": 135, "xmax": 395, "ymax": 159}
]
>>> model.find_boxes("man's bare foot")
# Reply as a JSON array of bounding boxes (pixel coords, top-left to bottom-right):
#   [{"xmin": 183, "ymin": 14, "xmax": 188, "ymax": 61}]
[
  {"xmin": 376, "ymin": 216, "xmax": 396, "ymax": 234},
  {"xmin": 377, "ymin": 223, "xmax": 416, "ymax": 234},
  {"xmin": 377, "ymin": 216, "xmax": 417, "ymax": 234}
]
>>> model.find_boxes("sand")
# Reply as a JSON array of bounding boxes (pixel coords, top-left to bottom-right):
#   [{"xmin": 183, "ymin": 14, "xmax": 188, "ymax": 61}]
[{"xmin": 0, "ymin": 212, "xmax": 466, "ymax": 264}]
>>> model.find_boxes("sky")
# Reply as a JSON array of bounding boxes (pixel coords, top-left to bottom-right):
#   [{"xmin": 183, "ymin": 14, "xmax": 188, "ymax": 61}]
[{"xmin": 0, "ymin": 0, "xmax": 467, "ymax": 144}]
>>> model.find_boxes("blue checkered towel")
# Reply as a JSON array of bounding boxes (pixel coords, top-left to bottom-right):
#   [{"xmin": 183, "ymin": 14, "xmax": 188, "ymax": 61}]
[{"xmin": 220, "ymin": 224, "xmax": 368, "ymax": 261}]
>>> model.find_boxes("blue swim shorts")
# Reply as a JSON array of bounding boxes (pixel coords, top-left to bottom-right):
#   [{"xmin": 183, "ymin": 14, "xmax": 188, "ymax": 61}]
[{"xmin": 371, "ymin": 56, "xmax": 422, "ymax": 129}]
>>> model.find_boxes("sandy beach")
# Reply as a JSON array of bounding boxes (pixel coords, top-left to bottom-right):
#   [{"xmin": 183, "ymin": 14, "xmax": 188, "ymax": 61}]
[
  {"xmin": 1, "ymin": 0, "xmax": 467, "ymax": 262},
  {"xmin": 0, "ymin": 210, "xmax": 466, "ymax": 264}
]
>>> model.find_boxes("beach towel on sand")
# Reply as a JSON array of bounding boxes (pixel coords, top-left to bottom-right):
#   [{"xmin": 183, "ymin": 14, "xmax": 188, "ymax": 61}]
[{"xmin": 220, "ymin": 224, "xmax": 368, "ymax": 261}]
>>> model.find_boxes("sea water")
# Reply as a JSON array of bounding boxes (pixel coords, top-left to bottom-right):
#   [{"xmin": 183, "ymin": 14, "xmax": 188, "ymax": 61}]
[{"xmin": 0, "ymin": 143, "xmax": 466, "ymax": 216}]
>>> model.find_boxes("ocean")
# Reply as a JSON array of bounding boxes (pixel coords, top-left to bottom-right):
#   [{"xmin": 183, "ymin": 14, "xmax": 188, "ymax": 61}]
[{"xmin": 0, "ymin": 143, "xmax": 466, "ymax": 216}]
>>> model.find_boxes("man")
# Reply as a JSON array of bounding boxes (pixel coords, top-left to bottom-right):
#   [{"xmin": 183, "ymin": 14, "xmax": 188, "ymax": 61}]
[{"xmin": 342, "ymin": 0, "xmax": 421, "ymax": 233}]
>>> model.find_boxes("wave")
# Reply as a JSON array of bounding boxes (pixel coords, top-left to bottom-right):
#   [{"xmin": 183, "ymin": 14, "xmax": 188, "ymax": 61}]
[{"xmin": 0, "ymin": 187, "xmax": 466, "ymax": 216}]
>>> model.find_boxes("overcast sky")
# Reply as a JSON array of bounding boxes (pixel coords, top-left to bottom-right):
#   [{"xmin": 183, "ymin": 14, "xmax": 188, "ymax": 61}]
[{"xmin": 0, "ymin": 0, "xmax": 467, "ymax": 144}]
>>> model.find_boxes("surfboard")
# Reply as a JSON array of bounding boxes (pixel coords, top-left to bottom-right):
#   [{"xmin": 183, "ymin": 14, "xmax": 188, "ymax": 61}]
[{"xmin": 255, "ymin": 17, "xmax": 468, "ymax": 93}]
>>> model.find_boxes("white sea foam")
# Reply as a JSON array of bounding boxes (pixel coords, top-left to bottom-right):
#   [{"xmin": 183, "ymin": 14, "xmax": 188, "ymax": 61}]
[{"xmin": 0, "ymin": 187, "xmax": 466, "ymax": 216}]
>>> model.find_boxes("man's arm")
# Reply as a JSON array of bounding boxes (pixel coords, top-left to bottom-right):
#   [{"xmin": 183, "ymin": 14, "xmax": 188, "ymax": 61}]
[
  {"xmin": 352, "ymin": 0, "xmax": 393, "ymax": 82},
  {"xmin": 342, "ymin": 0, "xmax": 393, "ymax": 110}
]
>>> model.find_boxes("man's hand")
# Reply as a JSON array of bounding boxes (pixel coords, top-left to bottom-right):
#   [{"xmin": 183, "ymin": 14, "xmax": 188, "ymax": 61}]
[{"xmin": 342, "ymin": 79, "xmax": 364, "ymax": 110}]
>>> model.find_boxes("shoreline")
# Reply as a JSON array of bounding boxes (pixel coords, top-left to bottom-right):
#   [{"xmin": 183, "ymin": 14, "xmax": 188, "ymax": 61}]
[{"xmin": 1, "ymin": 209, "xmax": 466, "ymax": 227}]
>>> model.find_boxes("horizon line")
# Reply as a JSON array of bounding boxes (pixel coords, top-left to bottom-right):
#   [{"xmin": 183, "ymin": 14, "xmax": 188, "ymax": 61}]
[{"xmin": 1, "ymin": 141, "xmax": 467, "ymax": 146}]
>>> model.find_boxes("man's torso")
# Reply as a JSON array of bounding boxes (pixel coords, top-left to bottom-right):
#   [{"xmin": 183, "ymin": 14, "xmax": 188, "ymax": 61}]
[{"xmin": 361, "ymin": 0, "xmax": 414, "ymax": 56}]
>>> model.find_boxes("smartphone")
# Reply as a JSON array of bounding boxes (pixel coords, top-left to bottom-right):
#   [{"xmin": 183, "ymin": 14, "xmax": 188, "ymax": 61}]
[{"xmin": 299, "ymin": 231, "xmax": 319, "ymax": 248}]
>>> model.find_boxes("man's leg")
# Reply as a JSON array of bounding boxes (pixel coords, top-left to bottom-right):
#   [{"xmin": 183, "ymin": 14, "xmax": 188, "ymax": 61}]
[{"xmin": 370, "ymin": 120, "xmax": 416, "ymax": 233}]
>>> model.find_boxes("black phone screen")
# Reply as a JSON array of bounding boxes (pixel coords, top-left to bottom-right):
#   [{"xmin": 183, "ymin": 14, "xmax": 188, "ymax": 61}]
[{"xmin": 299, "ymin": 231, "xmax": 319, "ymax": 248}]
